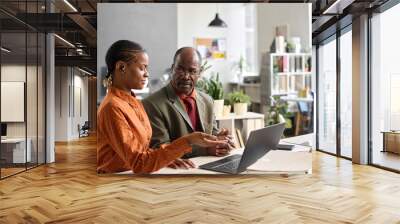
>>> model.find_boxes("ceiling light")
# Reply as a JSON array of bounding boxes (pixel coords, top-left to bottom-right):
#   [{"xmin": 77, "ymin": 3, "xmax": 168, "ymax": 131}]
[
  {"xmin": 208, "ymin": 4, "xmax": 227, "ymax": 28},
  {"xmin": 63, "ymin": 0, "xmax": 78, "ymax": 12},
  {"xmin": 54, "ymin": 34, "xmax": 75, "ymax": 48},
  {"xmin": 1, "ymin": 47, "xmax": 11, "ymax": 53}
]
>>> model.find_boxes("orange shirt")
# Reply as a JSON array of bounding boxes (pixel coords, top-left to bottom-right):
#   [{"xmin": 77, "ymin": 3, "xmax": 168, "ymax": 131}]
[{"xmin": 97, "ymin": 87, "xmax": 192, "ymax": 174}]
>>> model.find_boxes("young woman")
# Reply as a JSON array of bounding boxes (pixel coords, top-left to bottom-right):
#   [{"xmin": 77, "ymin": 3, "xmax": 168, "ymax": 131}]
[{"xmin": 97, "ymin": 40, "xmax": 227, "ymax": 174}]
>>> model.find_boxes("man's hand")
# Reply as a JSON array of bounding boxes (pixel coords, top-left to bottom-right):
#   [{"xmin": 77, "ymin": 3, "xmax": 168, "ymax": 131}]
[
  {"xmin": 207, "ymin": 144, "xmax": 233, "ymax": 157},
  {"xmin": 167, "ymin": 159, "xmax": 196, "ymax": 169},
  {"xmin": 216, "ymin": 128, "xmax": 235, "ymax": 148}
]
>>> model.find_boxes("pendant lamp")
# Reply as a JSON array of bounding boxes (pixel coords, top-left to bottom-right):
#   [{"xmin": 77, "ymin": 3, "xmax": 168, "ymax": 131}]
[{"xmin": 208, "ymin": 4, "xmax": 227, "ymax": 28}]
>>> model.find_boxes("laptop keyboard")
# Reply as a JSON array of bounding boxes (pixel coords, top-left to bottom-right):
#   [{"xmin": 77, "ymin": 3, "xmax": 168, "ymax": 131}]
[{"xmin": 217, "ymin": 159, "xmax": 240, "ymax": 170}]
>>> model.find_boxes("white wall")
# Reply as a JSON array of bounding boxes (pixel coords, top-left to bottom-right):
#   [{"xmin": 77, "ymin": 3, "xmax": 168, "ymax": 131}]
[
  {"xmin": 177, "ymin": 3, "xmax": 246, "ymax": 88},
  {"xmin": 97, "ymin": 3, "xmax": 178, "ymax": 103},
  {"xmin": 257, "ymin": 3, "xmax": 311, "ymax": 67},
  {"xmin": 55, "ymin": 67, "xmax": 89, "ymax": 141},
  {"xmin": 1, "ymin": 65, "xmax": 26, "ymax": 139},
  {"xmin": 55, "ymin": 67, "xmax": 68, "ymax": 141},
  {"xmin": 72, "ymin": 74, "xmax": 89, "ymax": 138}
]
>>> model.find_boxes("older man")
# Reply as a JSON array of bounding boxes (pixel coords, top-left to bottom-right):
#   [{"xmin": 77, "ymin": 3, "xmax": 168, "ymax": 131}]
[{"xmin": 142, "ymin": 47, "xmax": 233, "ymax": 168}]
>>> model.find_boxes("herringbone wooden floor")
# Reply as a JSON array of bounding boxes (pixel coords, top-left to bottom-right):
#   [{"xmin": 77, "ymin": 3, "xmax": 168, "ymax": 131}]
[{"xmin": 1, "ymin": 135, "xmax": 400, "ymax": 224}]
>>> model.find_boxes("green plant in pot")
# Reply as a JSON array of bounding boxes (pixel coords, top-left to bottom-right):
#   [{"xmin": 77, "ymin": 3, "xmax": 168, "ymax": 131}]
[
  {"xmin": 286, "ymin": 41, "xmax": 295, "ymax": 53},
  {"xmin": 196, "ymin": 60, "xmax": 213, "ymax": 91},
  {"xmin": 206, "ymin": 73, "xmax": 224, "ymax": 100},
  {"xmin": 266, "ymin": 95, "xmax": 293, "ymax": 130},
  {"xmin": 197, "ymin": 73, "xmax": 225, "ymax": 117},
  {"xmin": 228, "ymin": 90, "xmax": 251, "ymax": 115},
  {"xmin": 200, "ymin": 60, "xmax": 212, "ymax": 74},
  {"xmin": 223, "ymin": 97, "xmax": 232, "ymax": 117}
]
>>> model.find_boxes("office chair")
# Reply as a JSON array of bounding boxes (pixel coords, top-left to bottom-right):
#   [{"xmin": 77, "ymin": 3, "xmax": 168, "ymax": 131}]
[
  {"xmin": 295, "ymin": 93, "xmax": 314, "ymax": 135},
  {"xmin": 79, "ymin": 121, "xmax": 90, "ymax": 138}
]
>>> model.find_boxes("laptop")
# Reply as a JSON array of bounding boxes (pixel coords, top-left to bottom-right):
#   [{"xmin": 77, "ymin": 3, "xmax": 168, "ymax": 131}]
[{"xmin": 199, "ymin": 122, "xmax": 286, "ymax": 174}]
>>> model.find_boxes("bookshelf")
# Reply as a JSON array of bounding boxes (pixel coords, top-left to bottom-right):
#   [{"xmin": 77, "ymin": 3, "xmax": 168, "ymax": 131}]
[
  {"xmin": 259, "ymin": 52, "xmax": 312, "ymax": 113},
  {"xmin": 270, "ymin": 53, "xmax": 312, "ymax": 96}
]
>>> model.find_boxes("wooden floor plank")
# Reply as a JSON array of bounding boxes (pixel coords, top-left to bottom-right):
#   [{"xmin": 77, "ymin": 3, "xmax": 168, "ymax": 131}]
[{"xmin": 0, "ymin": 135, "xmax": 399, "ymax": 223}]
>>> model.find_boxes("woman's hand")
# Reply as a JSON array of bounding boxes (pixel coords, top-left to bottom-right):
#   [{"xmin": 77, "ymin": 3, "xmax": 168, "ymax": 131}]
[
  {"xmin": 167, "ymin": 159, "xmax": 196, "ymax": 169},
  {"xmin": 184, "ymin": 132, "xmax": 229, "ymax": 149}
]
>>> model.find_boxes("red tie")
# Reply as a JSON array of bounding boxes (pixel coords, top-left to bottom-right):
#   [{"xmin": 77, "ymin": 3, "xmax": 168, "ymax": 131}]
[{"xmin": 182, "ymin": 97, "xmax": 198, "ymax": 130}]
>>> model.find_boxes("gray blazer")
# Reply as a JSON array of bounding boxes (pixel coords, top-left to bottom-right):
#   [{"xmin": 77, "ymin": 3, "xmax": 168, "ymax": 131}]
[{"xmin": 142, "ymin": 83, "xmax": 219, "ymax": 158}]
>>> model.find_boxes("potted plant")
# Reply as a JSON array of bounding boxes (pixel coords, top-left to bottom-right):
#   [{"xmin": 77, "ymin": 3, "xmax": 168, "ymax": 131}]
[
  {"xmin": 228, "ymin": 90, "xmax": 251, "ymax": 115},
  {"xmin": 199, "ymin": 60, "xmax": 212, "ymax": 74},
  {"xmin": 223, "ymin": 98, "xmax": 231, "ymax": 117},
  {"xmin": 286, "ymin": 41, "xmax": 295, "ymax": 53},
  {"xmin": 196, "ymin": 73, "xmax": 225, "ymax": 117},
  {"xmin": 266, "ymin": 96, "xmax": 293, "ymax": 134}
]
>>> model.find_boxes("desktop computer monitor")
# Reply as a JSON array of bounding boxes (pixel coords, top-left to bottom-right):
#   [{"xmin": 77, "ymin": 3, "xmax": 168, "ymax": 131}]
[{"xmin": 1, "ymin": 123, "xmax": 7, "ymax": 138}]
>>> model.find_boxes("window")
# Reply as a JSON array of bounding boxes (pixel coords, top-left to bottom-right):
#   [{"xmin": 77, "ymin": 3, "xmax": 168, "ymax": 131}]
[
  {"xmin": 244, "ymin": 3, "xmax": 257, "ymax": 74},
  {"xmin": 0, "ymin": 0, "xmax": 47, "ymax": 179},
  {"xmin": 340, "ymin": 28, "xmax": 352, "ymax": 158},
  {"xmin": 370, "ymin": 3, "xmax": 400, "ymax": 171},
  {"xmin": 317, "ymin": 37, "xmax": 337, "ymax": 155}
]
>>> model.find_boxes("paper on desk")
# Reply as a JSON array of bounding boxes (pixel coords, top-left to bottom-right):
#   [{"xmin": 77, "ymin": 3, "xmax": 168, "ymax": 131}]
[
  {"xmin": 247, "ymin": 150, "xmax": 312, "ymax": 172},
  {"xmin": 291, "ymin": 145, "xmax": 312, "ymax": 152}
]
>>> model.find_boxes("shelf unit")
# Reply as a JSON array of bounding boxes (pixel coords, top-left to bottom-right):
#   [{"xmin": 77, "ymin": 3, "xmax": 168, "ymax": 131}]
[
  {"xmin": 270, "ymin": 53, "xmax": 312, "ymax": 96},
  {"xmin": 216, "ymin": 112, "xmax": 265, "ymax": 145}
]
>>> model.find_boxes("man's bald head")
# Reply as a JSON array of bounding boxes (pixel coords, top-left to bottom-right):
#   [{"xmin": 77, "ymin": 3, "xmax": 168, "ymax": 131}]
[{"xmin": 172, "ymin": 47, "xmax": 202, "ymax": 67}]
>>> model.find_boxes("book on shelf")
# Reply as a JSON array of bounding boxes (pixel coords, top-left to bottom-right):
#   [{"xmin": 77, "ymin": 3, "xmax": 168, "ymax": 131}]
[
  {"xmin": 235, "ymin": 129, "xmax": 244, "ymax": 148},
  {"xmin": 283, "ymin": 55, "xmax": 289, "ymax": 72},
  {"xmin": 233, "ymin": 129, "xmax": 240, "ymax": 148},
  {"xmin": 273, "ymin": 55, "xmax": 308, "ymax": 74},
  {"xmin": 295, "ymin": 56, "xmax": 303, "ymax": 73},
  {"xmin": 290, "ymin": 57, "xmax": 295, "ymax": 72}
]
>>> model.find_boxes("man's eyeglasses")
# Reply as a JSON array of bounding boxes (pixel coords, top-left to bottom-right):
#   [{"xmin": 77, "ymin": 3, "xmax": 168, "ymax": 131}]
[{"xmin": 174, "ymin": 66, "xmax": 200, "ymax": 77}]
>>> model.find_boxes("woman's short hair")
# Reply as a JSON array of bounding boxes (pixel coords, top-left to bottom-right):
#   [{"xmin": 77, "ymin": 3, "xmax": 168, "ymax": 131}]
[{"xmin": 105, "ymin": 40, "xmax": 145, "ymax": 78}]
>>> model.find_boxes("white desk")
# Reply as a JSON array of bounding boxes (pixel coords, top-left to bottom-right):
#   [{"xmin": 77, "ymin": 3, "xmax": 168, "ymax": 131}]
[
  {"xmin": 1, "ymin": 138, "xmax": 31, "ymax": 163},
  {"xmin": 117, "ymin": 145, "xmax": 312, "ymax": 175}
]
